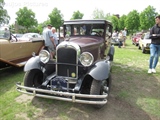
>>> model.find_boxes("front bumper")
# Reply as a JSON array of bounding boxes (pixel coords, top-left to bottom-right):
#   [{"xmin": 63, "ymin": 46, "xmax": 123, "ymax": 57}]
[{"xmin": 16, "ymin": 83, "xmax": 108, "ymax": 105}]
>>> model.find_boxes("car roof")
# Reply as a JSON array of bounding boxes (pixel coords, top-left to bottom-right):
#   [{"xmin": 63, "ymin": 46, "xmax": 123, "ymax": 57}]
[{"xmin": 63, "ymin": 19, "xmax": 112, "ymax": 26}]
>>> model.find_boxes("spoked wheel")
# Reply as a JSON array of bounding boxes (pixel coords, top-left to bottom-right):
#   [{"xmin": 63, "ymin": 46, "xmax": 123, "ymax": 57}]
[
  {"xmin": 24, "ymin": 69, "xmax": 43, "ymax": 92},
  {"xmin": 90, "ymin": 75, "xmax": 112, "ymax": 109}
]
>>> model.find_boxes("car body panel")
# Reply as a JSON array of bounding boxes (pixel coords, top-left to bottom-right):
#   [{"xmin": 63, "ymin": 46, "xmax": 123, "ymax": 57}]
[
  {"xmin": 132, "ymin": 32, "xmax": 143, "ymax": 46},
  {"xmin": 138, "ymin": 32, "xmax": 151, "ymax": 53},
  {"xmin": 0, "ymin": 27, "xmax": 44, "ymax": 68}
]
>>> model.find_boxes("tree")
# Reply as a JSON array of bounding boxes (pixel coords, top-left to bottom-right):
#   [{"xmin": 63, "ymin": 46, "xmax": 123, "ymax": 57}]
[
  {"xmin": 92, "ymin": 8, "xmax": 106, "ymax": 19},
  {"xmin": 48, "ymin": 7, "xmax": 64, "ymax": 30},
  {"xmin": 125, "ymin": 10, "xmax": 140, "ymax": 34},
  {"xmin": 71, "ymin": 10, "xmax": 84, "ymax": 20},
  {"xmin": 119, "ymin": 15, "xmax": 127, "ymax": 31},
  {"xmin": 139, "ymin": 5, "xmax": 158, "ymax": 31},
  {"xmin": 37, "ymin": 19, "xmax": 50, "ymax": 34},
  {"xmin": 0, "ymin": 0, "xmax": 10, "ymax": 24},
  {"xmin": 16, "ymin": 7, "xmax": 38, "ymax": 32},
  {"xmin": 111, "ymin": 15, "xmax": 119, "ymax": 31}
]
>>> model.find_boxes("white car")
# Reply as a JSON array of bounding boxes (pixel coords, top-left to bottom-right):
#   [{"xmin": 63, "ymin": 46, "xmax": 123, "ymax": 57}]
[
  {"xmin": 138, "ymin": 32, "xmax": 151, "ymax": 53},
  {"xmin": 18, "ymin": 33, "xmax": 42, "ymax": 41}
]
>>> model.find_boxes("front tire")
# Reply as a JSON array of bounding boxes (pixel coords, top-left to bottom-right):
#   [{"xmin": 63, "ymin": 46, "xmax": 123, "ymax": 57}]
[
  {"xmin": 90, "ymin": 80, "xmax": 103, "ymax": 109},
  {"xmin": 24, "ymin": 69, "xmax": 43, "ymax": 92},
  {"xmin": 90, "ymin": 75, "xmax": 111, "ymax": 109}
]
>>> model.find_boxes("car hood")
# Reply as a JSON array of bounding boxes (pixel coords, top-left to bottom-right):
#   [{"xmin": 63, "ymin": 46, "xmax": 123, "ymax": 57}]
[{"xmin": 67, "ymin": 36, "xmax": 103, "ymax": 47}]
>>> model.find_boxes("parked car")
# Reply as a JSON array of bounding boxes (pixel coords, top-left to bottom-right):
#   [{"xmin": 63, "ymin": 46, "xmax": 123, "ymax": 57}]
[
  {"xmin": 138, "ymin": 32, "xmax": 151, "ymax": 53},
  {"xmin": 111, "ymin": 37, "xmax": 119, "ymax": 45},
  {"xmin": 132, "ymin": 32, "xmax": 143, "ymax": 46},
  {"xmin": 11, "ymin": 33, "xmax": 23, "ymax": 41},
  {"xmin": 0, "ymin": 26, "xmax": 44, "ymax": 69},
  {"xmin": 18, "ymin": 33, "xmax": 42, "ymax": 41},
  {"xmin": 16, "ymin": 19, "xmax": 115, "ymax": 108}
]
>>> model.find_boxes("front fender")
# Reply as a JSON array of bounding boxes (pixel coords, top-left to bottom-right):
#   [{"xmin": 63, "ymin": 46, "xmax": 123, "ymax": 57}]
[
  {"xmin": 88, "ymin": 60, "xmax": 111, "ymax": 80},
  {"xmin": 24, "ymin": 56, "xmax": 41, "ymax": 72}
]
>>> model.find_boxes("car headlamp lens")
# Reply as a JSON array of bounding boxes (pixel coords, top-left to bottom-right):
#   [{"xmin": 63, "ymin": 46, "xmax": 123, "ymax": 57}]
[
  {"xmin": 39, "ymin": 50, "xmax": 50, "ymax": 63},
  {"xmin": 80, "ymin": 52, "xmax": 94, "ymax": 67}
]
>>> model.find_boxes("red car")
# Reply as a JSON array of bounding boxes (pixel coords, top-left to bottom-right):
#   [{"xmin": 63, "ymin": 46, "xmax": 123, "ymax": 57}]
[{"xmin": 132, "ymin": 32, "xmax": 143, "ymax": 46}]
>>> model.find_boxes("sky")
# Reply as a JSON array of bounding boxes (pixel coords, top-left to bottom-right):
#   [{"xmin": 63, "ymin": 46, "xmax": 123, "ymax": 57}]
[{"xmin": 4, "ymin": 0, "xmax": 160, "ymax": 24}]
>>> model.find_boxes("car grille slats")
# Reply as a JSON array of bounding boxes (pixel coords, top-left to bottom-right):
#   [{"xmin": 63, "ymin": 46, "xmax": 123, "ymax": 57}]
[{"xmin": 57, "ymin": 47, "xmax": 77, "ymax": 78}]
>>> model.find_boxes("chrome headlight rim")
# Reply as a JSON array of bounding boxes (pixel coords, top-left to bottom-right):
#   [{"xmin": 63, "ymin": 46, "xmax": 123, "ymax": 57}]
[
  {"xmin": 39, "ymin": 50, "xmax": 50, "ymax": 64},
  {"xmin": 79, "ymin": 52, "xmax": 94, "ymax": 67}
]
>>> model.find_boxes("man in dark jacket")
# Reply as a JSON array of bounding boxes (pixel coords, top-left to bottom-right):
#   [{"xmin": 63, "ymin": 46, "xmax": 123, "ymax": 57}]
[{"xmin": 148, "ymin": 15, "xmax": 160, "ymax": 73}]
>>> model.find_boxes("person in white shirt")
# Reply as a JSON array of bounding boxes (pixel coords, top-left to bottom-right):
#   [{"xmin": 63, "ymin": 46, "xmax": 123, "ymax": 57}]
[
  {"xmin": 122, "ymin": 28, "xmax": 127, "ymax": 47},
  {"xmin": 112, "ymin": 30, "xmax": 117, "ymax": 37},
  {"xmin": 52, "ymin": 27, "xmax": 58, "ymax": 46}
]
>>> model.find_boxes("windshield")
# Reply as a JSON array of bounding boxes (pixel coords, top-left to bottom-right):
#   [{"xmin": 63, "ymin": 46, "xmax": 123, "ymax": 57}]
[
  {"xmin": 0, "ymin": 26, "xmax": 10, "ymax": 40},
  {"xmin": 144, "ymin": 33, "xmax": 150, "ymax": 39},
  {"xmin": 64, "ymin": 24, "xmax": 104, "ymax": 37}
]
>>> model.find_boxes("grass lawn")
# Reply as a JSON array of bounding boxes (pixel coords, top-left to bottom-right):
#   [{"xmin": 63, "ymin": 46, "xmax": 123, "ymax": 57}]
[{"xmin": 0, "ymin": 39, "xmax": 160, "ymax": 120}]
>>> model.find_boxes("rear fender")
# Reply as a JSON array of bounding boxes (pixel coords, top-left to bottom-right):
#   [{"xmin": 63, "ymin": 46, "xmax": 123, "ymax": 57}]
[
  {"xmin": 24, "ymin": 56, "xmax": 41, "ymax": 72},
  {"xmin": 88, "ymin": 60, "xmax": 111, "ymax": 80}
]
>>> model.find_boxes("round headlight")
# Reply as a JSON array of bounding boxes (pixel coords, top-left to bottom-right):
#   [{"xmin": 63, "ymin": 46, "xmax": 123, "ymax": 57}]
[
  {"xmin": 80, "ymin": 52, "xmax": 94, "ymax": 67},
  {"xmin": 39, "ymin": 50, "xmax": 50, "ymax": 63}
]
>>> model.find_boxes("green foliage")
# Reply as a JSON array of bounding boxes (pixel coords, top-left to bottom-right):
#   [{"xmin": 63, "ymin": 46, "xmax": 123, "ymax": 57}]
[
  {"xmin": 125, "ymin": 10, "xmax": 140, "ymax": 34},
  {"xmin": 92, "ymin": 8, "xmax": 106, "ymax": 19},
  {"xmin": 49, "ymin": 7, "xmax": 64, "ymax": 29},
  {"xmin": 139, "ymin": 5, "xmax": 158, "ymax": 30},
  {"xmin": 0, "ymin": 0, "xmax": 10, "ymax": 24},
  {"xmin": 16, "ymin": 7, "xmax": 38, "ymax": 32},
  {"xmin": 105, "ymin": 13, "xmax": 112, "ymax": 21},
  {"xmin": 119, "ymin": 15, "xmax": 127, "ymax": 30},
  {"xmin": 111, "ymin": 15, "xmax": 119, "ymax": 31},
  {"xmin": 71, "ymin": 10, "xmax": 84, "ymax": 20}
]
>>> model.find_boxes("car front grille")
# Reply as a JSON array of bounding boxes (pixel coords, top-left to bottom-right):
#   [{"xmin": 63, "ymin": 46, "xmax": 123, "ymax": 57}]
[{"xmin": 56, "ymin": 47, "xmax": 78, "ymax": 79}]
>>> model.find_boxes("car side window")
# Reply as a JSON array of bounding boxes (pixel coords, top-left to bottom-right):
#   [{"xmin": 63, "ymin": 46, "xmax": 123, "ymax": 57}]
[{"xmin": 106, "ymin": 25, "xmax": 112, "ymax": 39}]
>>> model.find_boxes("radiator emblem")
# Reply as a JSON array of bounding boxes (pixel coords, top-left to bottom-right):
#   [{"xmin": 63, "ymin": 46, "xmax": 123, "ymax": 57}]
[{"xmin": 71, "ymin": 72, "xmax": 76, "ymax": 78}]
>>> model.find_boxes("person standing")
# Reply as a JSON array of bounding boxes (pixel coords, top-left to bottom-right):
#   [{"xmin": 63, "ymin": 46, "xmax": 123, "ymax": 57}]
[
  {"xmin": 122, "ymin": 28, "xmax": 127, "ymax": 47},
  {"xmin": 148, "ymin": 15, "xmax": 160, "ymax": 73},
  {"xmin": 118, "ymin": 30, "xmax": 123, "ymax": 48},
  {"xmin": 52, "ymin": 27, "xmax": 58, "ymax": 45},
  {"xmin": 42, "ymin": 24, "xmax": 56, "ymax": 59}
]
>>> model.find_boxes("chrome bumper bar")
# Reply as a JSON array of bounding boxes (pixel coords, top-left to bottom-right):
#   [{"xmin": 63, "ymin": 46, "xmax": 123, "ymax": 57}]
[{"xmin": 16, "ymin": 83, "xmax": 108, "ymax": 105}]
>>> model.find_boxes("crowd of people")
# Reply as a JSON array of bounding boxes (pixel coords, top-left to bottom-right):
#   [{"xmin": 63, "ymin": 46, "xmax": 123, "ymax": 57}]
[
  {"xmin": 112, "ymin": 28, "xmax": 127, "ymax": 48},
  {"xmin": 112, "ymin": 15, "xmax": 160, "ymax": 74}
]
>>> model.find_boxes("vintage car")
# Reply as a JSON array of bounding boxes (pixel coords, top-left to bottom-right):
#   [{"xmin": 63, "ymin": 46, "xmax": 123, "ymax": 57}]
[
  {"xmin": 138, "ymin": 32, "xmax": 151, "ymax": 53},
  {"xmin": 0, "ymin": 26, "xmax": 44, "ymax": 68},
  {"xmin": 111, "ymin": 37, "xmax": 119, "ymax": 45},
  {"xmin": 132, "ymin": 32, "xmax": 143, "ymax": 46},
  {"xmin": 18, "ymin": 33, "xmax": 42, "ymax": 41},
  {"xmin": 16, "ymin": 19, "xmax": 115, "ymax": 108}
]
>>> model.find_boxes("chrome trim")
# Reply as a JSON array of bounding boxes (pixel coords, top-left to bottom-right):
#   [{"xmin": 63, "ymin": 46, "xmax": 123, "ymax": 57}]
[
  {"xmin": 16, "ymin": 83, "xmax": 108, "ymax": 105},
  {"xmin": 56, "ymin": 41, "xmax": 81, "ymax": 79},
  {"xmin": 56, "ymin": 41, "xmax": 81, "ymax": 57}
]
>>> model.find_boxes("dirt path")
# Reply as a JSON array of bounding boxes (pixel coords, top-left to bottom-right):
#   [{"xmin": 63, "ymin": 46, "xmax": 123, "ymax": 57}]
[{"xmin": 15, "ymin": 73, "xmax": 156, "ymax": 120}]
